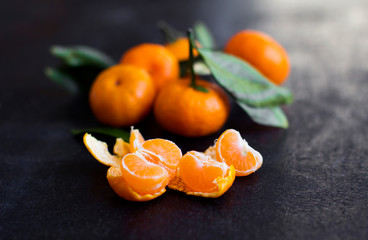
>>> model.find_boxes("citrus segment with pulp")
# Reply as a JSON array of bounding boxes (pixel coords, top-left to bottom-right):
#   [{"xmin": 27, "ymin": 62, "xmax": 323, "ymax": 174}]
[
  {"xmin": 214, "ymin": 129, "xmax": 263, "ymax": 176},
  {"xmin": 169, "ymin": 151, "xmax": 235, "ymax": 198}
]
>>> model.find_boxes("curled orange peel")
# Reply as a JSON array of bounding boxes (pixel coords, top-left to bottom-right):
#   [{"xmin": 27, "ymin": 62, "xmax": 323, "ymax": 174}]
[{"xmin": 83, "ymin": 133, "xmax": 165, "ymax": 202}]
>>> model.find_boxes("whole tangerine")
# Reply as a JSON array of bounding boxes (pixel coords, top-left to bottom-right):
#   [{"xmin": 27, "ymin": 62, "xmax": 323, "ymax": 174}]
[
  {"xmin": 165, "ymin": 37, "xmax": 200, "ymax": 62},
  {"xmin": 224, "ymin": 30, "xmax": 290, "ymax": 85},
  {"xmin": 89, "ymin": 65, "xmax": 155, "ymax": 127},
  {"xmin": 120, "ymin": 43, "xmax": 179, "ymax": 92},
  {"xmin": 154, "ymin": 78, "xmax": 230, "ymax": 137}
]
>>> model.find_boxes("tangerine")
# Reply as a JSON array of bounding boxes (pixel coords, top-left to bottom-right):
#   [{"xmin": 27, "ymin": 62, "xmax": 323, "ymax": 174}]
[
  {"xmin": 165, "ymin": 37, "xmax": 200, "ymax": 62},
  {"xmin": 140, "ymin": 138, "xmax": 182, "ymax": 179},
  {"xmin": 83, "ymin": 133, "xmax": 169, "ymax": 201},
  {"xmin": 168, "ymin": 151, "xmax": 235, "ymax": 198},
  {"xmin": 224, "ymin": 30, "xmax": 290, "ymax": 85},
  {"xmin": 120, "ymin": 43, "xmax": 179, "ymax": 91},
  {"xmin": 120, "ymin": 152, "xmax": 170, "ymax": 195},
  {"xmin": 207, "ymin": 129, "xmax": 263, "ymax": 176},
  {"xmin": 154, "ymin": 78, "xmax": 230, "ymax": 137},
  {"xmin": 89, "ymin": 65, "xmax": 155, "ymax": 127}
]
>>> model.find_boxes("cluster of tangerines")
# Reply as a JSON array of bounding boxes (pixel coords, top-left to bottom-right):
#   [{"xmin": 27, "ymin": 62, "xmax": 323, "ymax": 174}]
[
  {"xmin": 89, "ymin": 30, "xmax": 290, "ymax": 137},
  {"xmin": 84, "ymin": 128, "xmax": 262, "ymax": 201}
]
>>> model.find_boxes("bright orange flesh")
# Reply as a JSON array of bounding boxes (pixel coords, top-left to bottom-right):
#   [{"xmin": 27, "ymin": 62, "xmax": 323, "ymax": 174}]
[
  {"xmin": 179, "ymin": 151, "xmax": 228, "ymax": 193},
  {"xmin": 215, "ymin": 129, "xmax": 263, "ymax": 176},
  {"xmin": 141, "ymin": 139, "xmax": 182, "ymax": 169},
  {"xmin": 120, "ymin": 43, "xmax": 179, "ymax": 91},
  {"xmin": 83, "ymin": 129, "xmax": 255, "ymax": 201},
  {"xmin": 107, "ymin": 166, "xmax": 166, "ymax": 202},
  {"xmin": 121, "ymin": 153, "xmax": 170, "ymax": 195},
  {"xmin": 130, "ymin": 128, "xmax": 145, "ymax": 152}
]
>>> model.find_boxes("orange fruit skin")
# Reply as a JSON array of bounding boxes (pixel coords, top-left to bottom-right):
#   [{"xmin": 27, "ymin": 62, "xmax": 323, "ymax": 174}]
[
  {"xmin": 165, "ymin": 37, "xmax": 200, "ymax": 62},
  {"xmin": 120, "ymin": 43, "xmax": 179, "ymax": 92},
  {"xmin": 154, "ymin": 78, "xmax": 230, "ymax": 137},
  {"xmin": 107, "ymin": 166, "xmax": 166, "ymax": 202},
  {"xmin": 224, "ymin": 30, "xmax": 290, "ymax": 85},
  {"xmin": 89, "ymin": 65, "xmax": 155, "ymax": 127}
]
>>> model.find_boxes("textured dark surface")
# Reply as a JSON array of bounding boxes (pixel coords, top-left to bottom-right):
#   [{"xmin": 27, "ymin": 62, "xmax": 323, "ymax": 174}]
[{"xmin": 1, "ymin": 0, "xmax": 368, "ymax": 239}]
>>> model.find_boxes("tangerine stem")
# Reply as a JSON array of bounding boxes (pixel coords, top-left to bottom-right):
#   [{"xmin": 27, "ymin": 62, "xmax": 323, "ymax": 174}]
[{"xmin": 187, "ymin": 29, "xmax": 208, "ymax": 93}]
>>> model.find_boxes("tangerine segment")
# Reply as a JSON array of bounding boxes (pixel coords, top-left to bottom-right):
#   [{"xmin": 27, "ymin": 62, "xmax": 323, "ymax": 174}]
[
  {"xmin": 113, "ymin": 138, "xmax": 130, "ymax": 157},
  {"xmin": 215, "ymin": 129, "xmax": 263, "ymax": 176},
  {"xmin": 121, "ymin": 152, "xmax": 170, "ymax": 195},
  {"xmin": 107, "ymin": 166, "xmax": 166, "ymax": 202},
  {"xmin": 83, "ymin": 133, "xmax": 120, "ymax": 168},
  {"xmin": 141, "ymin": 139, "xmax": 182, "ymax": 169},
  {"xmin": 130, "ymin": 127, "xmax": 145, "ymax": 152},
  {"xmin": 169, "ymin": 151, "xmax": 236, "ymax": 198}
]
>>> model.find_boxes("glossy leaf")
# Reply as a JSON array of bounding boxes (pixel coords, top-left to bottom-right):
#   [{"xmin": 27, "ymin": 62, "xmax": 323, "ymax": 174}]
[
  {"xmin": 198, "ymin": 48, "xmax": 293, "ymax": 108},
  {"xmin": 45, "ymin": 66, "xmax": 103, "ymax": 94},
  {"xmin": 45, "ymin": 67, "xmax": 79, "ymax": 94},
  {"xmin": 194, "ymin": 21, "xmax": 215, "ymax": 49},
  {"xmin": 237, "ymin": 102, "xmax": 289, "ymax": 128},
  {"xmin": 157, "ymin": 21, "xmax": 183, "ymax": 44},
  {"xmin": 50, "ymin": 45, "xmax": 115, "ymax": 69},
  {"xmin": 71, "ymin": 128, "xmax": 129, "ymax": 141}
]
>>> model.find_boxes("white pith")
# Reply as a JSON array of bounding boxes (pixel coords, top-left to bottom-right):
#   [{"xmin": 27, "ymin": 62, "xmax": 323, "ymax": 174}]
[{"xmin": 121, "ymin": 152, "xmax": 168, "ymax": 180}]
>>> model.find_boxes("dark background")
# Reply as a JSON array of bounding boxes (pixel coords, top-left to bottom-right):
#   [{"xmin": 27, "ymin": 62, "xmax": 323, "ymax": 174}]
[{"xmin": 1, "ymin": 0, "xmax": 368, "ymax": 239}]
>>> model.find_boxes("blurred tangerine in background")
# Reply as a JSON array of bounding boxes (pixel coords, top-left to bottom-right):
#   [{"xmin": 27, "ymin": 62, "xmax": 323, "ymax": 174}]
[
  {"xmin": 225, "ymin": 29, "xmax": 290, "ymax": 85},
  {"xmin": 165, "ymin": 37, "xmax": 200, "ymax": 61},
  {"xmin": 89, "ymin": 65, "xmax": 155, "ymax": 127},
  {"xmin": 120, "ymin": 43, "xmax": 180, "ymax": 92}
]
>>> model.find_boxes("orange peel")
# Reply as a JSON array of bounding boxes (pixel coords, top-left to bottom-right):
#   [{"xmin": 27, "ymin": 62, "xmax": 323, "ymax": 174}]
[{"xmin": 107, "ymin": 166, "xmax": 166, "ymax": 202}]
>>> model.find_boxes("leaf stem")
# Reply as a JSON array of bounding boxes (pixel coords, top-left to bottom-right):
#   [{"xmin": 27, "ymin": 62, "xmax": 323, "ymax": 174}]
[{"xmin": 187, "ymin": 29, "xmax": 208, "ymax": 93}]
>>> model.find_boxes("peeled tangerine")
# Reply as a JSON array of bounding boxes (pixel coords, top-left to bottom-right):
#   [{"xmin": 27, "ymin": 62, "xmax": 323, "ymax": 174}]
[
  {"xmin": 84, "ymin": 133, "xmax": 168, "ymax": 201},
  {"xmin": 169, "ymin": 151, "xmax": 235, "ymax": 198},
  {"xmin": 83, "ymin": 128, "xmax": 183, "ymax": 202},
  {"xmin": 206, "ymin": 129, "xmax": 263, "ymax": 176},
  {"xmin": 83, "ymin": 128, "xmax": 261, "ymax": 202}
]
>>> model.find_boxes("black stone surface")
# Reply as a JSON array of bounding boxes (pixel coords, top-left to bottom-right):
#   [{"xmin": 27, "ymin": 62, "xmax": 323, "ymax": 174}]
[{"xmin": 1, "ymin": 0, "xmax": 368, "ymax": 239}]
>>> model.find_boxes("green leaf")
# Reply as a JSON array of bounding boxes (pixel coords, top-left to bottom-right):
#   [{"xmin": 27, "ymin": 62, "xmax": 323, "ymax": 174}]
[
  {"xmin": 194, "ymin": 21, "xmax": 216, "ymax": 49},
  {"xmin": 71, "ymin": 128, "xmax": 129, "ymax": 141},
  {"xmin": 50, "ymin": 45, "xmax": 115, "ymax": 68},
  {"xmin": 45, "ymin": 66, "xmax": 103, "ymax": 94},
  {"xmin": 45, "ymin": 67, "xmax": 79, "ymax": 94},
  {"xmin": 157, "ymin": 21, "xmax": 183, "ymax": 44},
  {"xmin": 237, "ymin": 102, "xmax": 289, "ymax": 128},
  {"xmin": 198, "ymin": 48, "xmax": 293, "ymax": 108}
]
